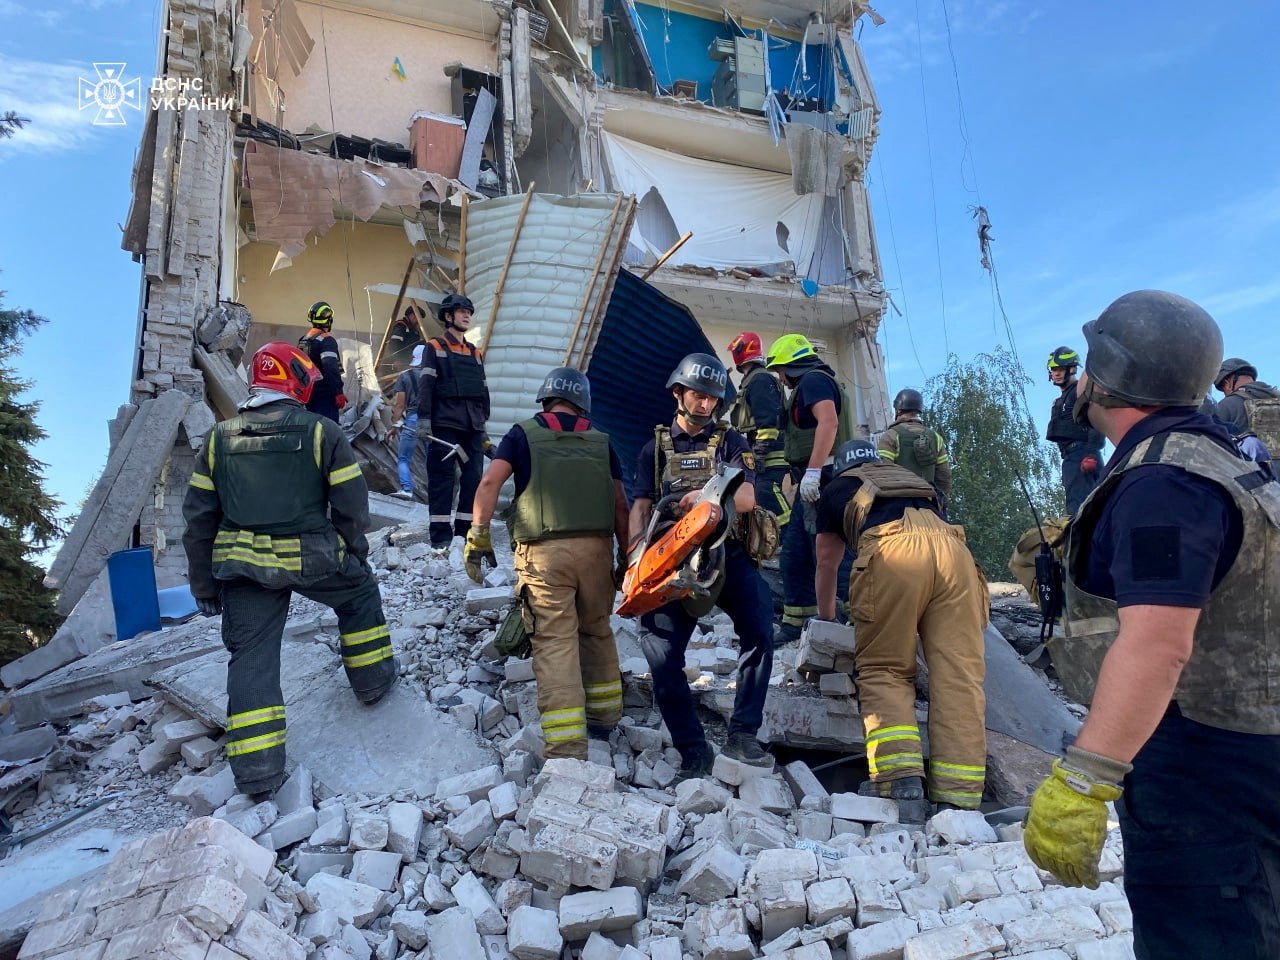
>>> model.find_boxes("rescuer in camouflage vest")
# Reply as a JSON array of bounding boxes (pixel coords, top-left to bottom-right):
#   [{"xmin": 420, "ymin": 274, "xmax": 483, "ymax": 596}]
[
  {"xmin": 876, "ymin": 387, "xmax": 953, "ymax": 513},
  {"xmin": 1024, "ymin": 291, "xmax": 1280, "ymax": 958},
  {"xmin": 182, "ymin": 342, "xmax": 395, "ymax": 798},
  {"xmin": 465, "ymin": 367, "xmax": 628, "ymax": 760}
]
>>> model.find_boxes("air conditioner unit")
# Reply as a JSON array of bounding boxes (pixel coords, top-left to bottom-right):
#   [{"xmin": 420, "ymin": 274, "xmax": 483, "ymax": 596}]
[{"xmin": 709, "ymin": 36, "xmax": 767, "ymax": 113}]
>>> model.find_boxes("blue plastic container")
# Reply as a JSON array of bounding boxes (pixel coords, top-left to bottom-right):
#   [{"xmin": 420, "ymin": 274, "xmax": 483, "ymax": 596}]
[{"xmin": 106, "ymin": 547, "xmax": 162, "ymax": 641}]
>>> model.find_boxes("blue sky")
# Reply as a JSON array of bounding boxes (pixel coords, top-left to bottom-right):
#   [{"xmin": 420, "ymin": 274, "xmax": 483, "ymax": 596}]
[{"xmin": 2, "ymin": 1, "xmax": 1279, "ymax": 545}]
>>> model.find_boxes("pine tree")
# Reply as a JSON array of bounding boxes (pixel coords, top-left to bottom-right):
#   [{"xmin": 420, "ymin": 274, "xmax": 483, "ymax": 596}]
[{"xmin": 0, "ymin": 289, "xmax": 63, "ymax": 665}]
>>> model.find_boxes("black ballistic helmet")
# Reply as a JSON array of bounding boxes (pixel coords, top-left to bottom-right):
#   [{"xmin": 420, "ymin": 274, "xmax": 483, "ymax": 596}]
[
  {"xmin": 833, "ymin": 439, "xmax": 881, "ymax": 475},
  {"xmin": 536, "ymin": 366, "xmax": 592, "ymax": 414},
  {"xmin": 1081, "ymin": 290, "xmax": 1223, "ymax": 407},
  {"xmin": 667, "ymin": 353, "xmax": 728, "ymax": 399},
  {"xmin": 893, "ymin": 388, "xmax": 924, "ymax": 414},
  {"xmin": 1215, "ymin": 357, "xmax": 1258, "ymax": 390},
  {"xmin": 438, "ymin": 293, "xmax": 475, "ymax": 322}
]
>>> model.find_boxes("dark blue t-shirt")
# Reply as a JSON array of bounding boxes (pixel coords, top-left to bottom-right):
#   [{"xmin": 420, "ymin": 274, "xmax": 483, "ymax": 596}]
[
  {"xmin": 633, "ymin": 420, "xmax": 755, "ymax": 502},
  {"xmin": 1079, "ymin": 408, "xmax": 1245, "ymax": 608},
  {"xmin": 494, "ymin": 412, "xmax": 622, "ymax": 499},
  {"xmin": 789, "ymin": 366, "xmax": 842, "ymax": 430},
  {"xmin": 816, "ymin": 473, "xmax": 938, "ymax": 547}
]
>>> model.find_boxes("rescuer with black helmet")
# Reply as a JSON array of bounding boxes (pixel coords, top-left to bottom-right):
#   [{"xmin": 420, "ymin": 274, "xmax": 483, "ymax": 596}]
[
  {"xmin": 815, "ymin": 438, "xmax": 988, "ymax": 809},
  {"xmin": 182, "ymin": 341, "xmax": 395, "ymax": 798},
  {"xmin": 297, "ymin": 300, "xmax": 347, "ymax": 422},
  {"xmin": 1213, "ymin": 356, "xmax": 1280, "ymax": 440},
  {"xmin": 418, "ymin": 291, "xmax": 490, "ymax": 549},
  {"xmin": 468, "ymin": 366, "xmax": 629, "ymax": 760},
  {"xmin": 877, "ymin": 387, "xmax": 953, "ymax": 513},
  {"xmin": 1024, "ymin": 290, "xmax": 1280, "ymax": 957},
  {"xmin": 626, "ymin": 352, "xmax": 775, "ymax": 777},
  {"xmin": 1043, "ymin": 345, "xmax": 1105, "ymax": 513}
]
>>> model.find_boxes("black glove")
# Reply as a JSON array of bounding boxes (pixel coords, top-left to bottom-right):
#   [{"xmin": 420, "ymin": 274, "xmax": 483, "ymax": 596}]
[
  {"xmin": 614, "ymin": 548, "xmax": 629, "ymax": 589},
  {"xmin": 196, "ymin": 595, "xmax": 222, "ymax": 617}
]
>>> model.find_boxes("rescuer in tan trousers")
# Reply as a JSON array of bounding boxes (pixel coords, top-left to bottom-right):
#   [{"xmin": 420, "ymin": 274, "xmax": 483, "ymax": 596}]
[
  {"xmin": 815, "ymin": 440, "xmax": 988, "ymax": 808},
  {"xmin": 465, "ymin": 367, "xmax": 630, "ymax": 759}
]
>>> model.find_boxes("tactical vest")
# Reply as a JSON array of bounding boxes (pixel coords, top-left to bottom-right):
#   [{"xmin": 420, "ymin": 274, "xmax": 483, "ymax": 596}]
[
  {"xmin": 657, "ymin": 423, "xmax": 727, "ymax": 498},
  {"xmin": 1238, "ymin": 383, "xmax": 1280, "ymax": 453},
  {"xmin": 783, "ymin": 369, "xmax": 855, "ymax": 467},
  {"xmin": 1054, "ymin": 430, "xmax": 1280, "ymax": 734},
  {"xmin": 839, "ymin": 462, "xmax": 938, "ymax": 545},
  {"xmin": 886, "ymin": 420, "xmax": 942, "ymax": 484},
  {"xmin": 508, "ymin": 417, "xmax": 615, "ymax": 544},
  {"xmin": 1045, "ymin": 382, "xmax": 1096, "ymax": 450},
  {"xmin": 729, "ymin": 365, "xmax": 768, "ymax": 436},
  {"xmin": 430, "ymin": 336, "xmax": 488, "ymax": 401},
  {"xmin": 210, "ymin": 407, "xmax": 330, "ymax": 536}
]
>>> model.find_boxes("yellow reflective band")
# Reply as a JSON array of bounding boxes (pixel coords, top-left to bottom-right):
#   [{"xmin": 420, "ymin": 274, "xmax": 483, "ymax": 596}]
[
  {"xmin": 930, "ymin": 788, "xmax": 982, "ymax": 805},
  {"xmin": 189, "ymin": 472, "xmax": 215, "ymax": 491},
  {"xmin": 584, "ymin": 681, "xmax": 622, "ymax": 698},
  {"xmin": 341, "ymin": 625, "xmax": 391, "ymax": 645},
  {"xmin": 868, "ymin": 753, "xmax": 924, "ymax": 775},
  {"xmin": 756, "ymin": 428, "xmax": 779, "ymax": 441},
  {"xmin": 213, "ymin": 531, "xmax": 300, "ymax": 553},
  {"xmin": 225, "ymin": 729, "xmax": 287, "ymax": 757},
  {"xmin": 867, "ymin": 734, "xmax": 922, "ymax": 750},
  {"xmin": 879, "ymin": 449, "xmax": 899, "ymax": 461},
  {"xmin": 932, "ymin": 760, "xmax": 986, "ymax": 773},
  {"xmin": 226, "ymin": 705, "xmax": 286, "ymax": 730},
  {"xmin": 866, "ymin": 724, "xmax": 921, "ymax": 742},
  {"xmin": 329, "ymin": 463, "xmax": 362, "ymax": 486},
  {"xmin": 208, "ymin": 431, "xmax": 218, "ymax": 472},
  {"xmin": 212, "ymin": 549, "xmax": 303, "ymax": 572},
  {"xmin": 542, "ymin": 707, "xmax": 586, "ymax": 724},
  {"xmin": 343, "ymin": 647, "xmax": 394, "ymax": 669},
  {"xmin": 932, "ymin": 761, "xmax": 986, "ymax": 781},
  {"xmin": 544, "ymin": 726, "xmax": 588, "ymax": 743},
  {"xmin": 313, "ymin": 423, "xmax": 323, "ymax": 469}
]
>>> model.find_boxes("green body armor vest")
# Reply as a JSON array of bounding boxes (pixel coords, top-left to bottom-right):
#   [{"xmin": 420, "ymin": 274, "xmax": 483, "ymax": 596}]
[
  {"xmin": 508, "ymin": 417, "xmax": 615, "ymax": 544},
  {"xmin": 657, "ymin": 423, "xmax": 727, "ymax": 498},
  {"xmin": 783, "ymin": 369, "xmax": 855, "ymax": 467},
  {"xmin": 212, "ymin": 407, "xmax": 329, "ymax": 535},
  {"xmin": 839, "ymin": 462, "xmax": 938, "ymax": 545},
  {"xmin": 887, "ymin": 420, "xmax": 942, "ymax": 484},
  {"xmin": 729, "ymin": 365, "xmax": 767, "ymax": 436},
  {"xmin": 1053, "ymin": 430, "xmax": 1280, "ymax": 734}
]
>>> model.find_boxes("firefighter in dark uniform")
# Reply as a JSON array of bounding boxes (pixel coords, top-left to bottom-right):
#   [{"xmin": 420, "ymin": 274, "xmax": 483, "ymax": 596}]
[
  {"xmin": 876, "ymin": 388, "xmax": 952, "ymax": 512},
  {"xmin": 628, "ymin": 353, "xmax": 775, "ymax": 775},
  {"xmin": 815, "ymin": 440, "xmax": 988, "ymax": 808},
  {"xmin": 727, "ymin": 331, "xmax": 789, "ymax": 523},
  {"xmin": 298, "ymin": 301, "xmax": 347, "ymax": 423},
  {"xmin": 182, "ymin": 342, "xmax": 395, "ymax": 797},
  {"xmin": 384, "ymin": 305, "xmax": 425, "ymax": 373},
  {"xmin": 417, "ymin": 293, "xmax": 490, "ymax": 549},
  {"xmin": 765, "ymin": 333, "xmax": 853, "ymax": 641},
  {"xmin": 1046, "ymin": 346, "xmax": 1105, "ymax": 514},
  {"xmin": 466, "ymin": 367, "xmax": 630, "ymax": 759},
  {"xmin": 1024, "ymin": 291, "xmax": 1280, "ymax": 958}
]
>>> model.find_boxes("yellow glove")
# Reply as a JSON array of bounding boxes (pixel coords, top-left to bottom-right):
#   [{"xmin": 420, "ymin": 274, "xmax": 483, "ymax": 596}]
[
  {"xmin": 1024, "ymin": 745, "xmax": 1130, "ymax": 889},
  {"xmin": 463, "ymin": 525, "xmax": 496, "ymax": 584}
]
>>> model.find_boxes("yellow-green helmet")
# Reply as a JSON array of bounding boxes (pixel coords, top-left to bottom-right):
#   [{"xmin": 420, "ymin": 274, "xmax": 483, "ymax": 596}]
[
  {"xmin": 765, "ymin": 333, "xmax": 817, "ymax": 368},
  {"xmin": 308, "ymin": 301, "xmax": 334, "ymax": 328}
]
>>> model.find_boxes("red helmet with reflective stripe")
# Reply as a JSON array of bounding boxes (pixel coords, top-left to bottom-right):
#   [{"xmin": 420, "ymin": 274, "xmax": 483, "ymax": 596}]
[
  {"xmin": 728, "ymin": 331, "xmax": 764, "ymax": 366},
  {"xmin": 251, "ymin": 341, "xmax": 318, "ymax": 404}
]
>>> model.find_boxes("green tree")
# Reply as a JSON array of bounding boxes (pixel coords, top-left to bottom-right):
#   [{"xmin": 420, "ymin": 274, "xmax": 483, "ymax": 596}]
[
  {"xmin": 0, "ymin": 112, "xmax": 29, "ymax": 140},
  {"xmin": 923, "ymin": 346, "xmax": 1062, "ymax": 578},
  {"xmin": 0, "ymin": 290, "xmax": 63, "ymax": 665}
]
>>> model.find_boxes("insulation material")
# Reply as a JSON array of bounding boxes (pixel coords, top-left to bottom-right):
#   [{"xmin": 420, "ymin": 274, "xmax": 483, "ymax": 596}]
[
  {"xmin": 462, "ymin": 193, "xmax": 632, "ymax": 445},
  {"xmin": 243, "ymin": 141, "xmax": 433, "ymax": 258},
  {"xmin": 602, "ymin": 132, "xmax": 831, "ymax": 276},
  {"xmin": 787, "ymin": 125, "xmax": 846, "ymax": 197}
]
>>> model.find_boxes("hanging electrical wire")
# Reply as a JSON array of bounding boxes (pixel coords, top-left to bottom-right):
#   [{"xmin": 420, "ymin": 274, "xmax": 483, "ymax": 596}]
[{"xmin": 912, "ymin": 0, "xmax": 950, "ymax": 356}]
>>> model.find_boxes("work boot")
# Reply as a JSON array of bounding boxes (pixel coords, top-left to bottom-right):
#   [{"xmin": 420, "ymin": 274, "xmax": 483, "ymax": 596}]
[
  {"xmin": 723, "ymin": 731, "xmax": 773, "ymax": 767},
  {"xmin": 587, "ymin": 723, "xmax": 616, "ymax": 741},
  {"xmin": 675, "ymin": 742, "xmax": 715, "ymax": 782},
  {"xmin": 858, "ymin": 775, "xmax": 925, "ymax": 801},
  {"xmin": 236, "ymin": 773, "xmax": 284, "ymax": 803},
  {"xmin": 775, "ymin": 623, "xmax": 803, "ymax": 645},
  {"xmin": 358, "ymin": 659, "xmax": 399, "ymax": 705}
]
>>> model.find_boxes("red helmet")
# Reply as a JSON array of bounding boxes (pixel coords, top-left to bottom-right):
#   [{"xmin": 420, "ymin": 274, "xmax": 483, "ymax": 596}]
[
  {"xmin": 728, "ymin": 331, "xmax": 764, "ymax": 366},
  {"xmin": 251, "ymin": 341, "xmax": 318, "ymax": 403}
]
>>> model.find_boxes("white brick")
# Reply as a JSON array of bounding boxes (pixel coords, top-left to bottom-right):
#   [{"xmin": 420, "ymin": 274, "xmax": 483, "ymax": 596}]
[
  {"xmin": 273, "ymin": 766, "xmax": 314, "ymax": 816},
  {"xmin": 454, "ymin": 871, "xmax": 507, "ymax": 934},
  {"xmin": 258, "ymin": 806, "xmax": 318, "ymax": 850},
  {"xmin": 846, "ymin": 916, "xmax": 920, "ymax": 960},
  {"xmin": 703, "ymin": 933, "xmax": 756, "ymax": 960},
  {"xmin": 507, "ymin": 906, "xmax": 563, "ymax": 960},
  {"xmin": 558, "ymin": 886, "xmax": 644, "ymax": 939},
  {"xmin": 902, "ymin": 919, "xmax": 1005, "ymax": 960},
  {"xmin": 783, "ymin": 761, "xmax": 830, "ymax": 804},
  {"xmin": 758, "ymin": 878, "xmax": 808, "ymax": 941},
  {"xmin": 647, "ymin": 936, "xmax": 683, "ymax": 960},
  {"xmin": 750, "ymin": 848, "xmax": 819, "ymax": 887},
  {"xmin": 447, "ymin": 800, "xmax": 499, "ymax": 852},
  {"xmin": 304, "ymin": 872, "xmax": 391, "ymax": 927},
  {"xmin": 293, "ymin": 847, "xmax": 355, "ymax": 884},
  {"xmin": 925, "ymin": 810, "xmax": 996, "ymax": 845},
  {"xmin": 489, "ymin": 781, "xmax": 521, "ymax": 821},
  {"xmin": 777, "ymin": 944, "xmax": 834, "ymax": 960},
  {"xmin": 1098, "ymin": 900, "xmax": 1133, "ymax": 935},
  {"xmin": 739, "ymin": 775, "xmax": 794, "ymax": 814},
  {"xmin": 581, "ymin": 930, "xmax": 623, "ymax": 960},
  {"xmin": 168, "ymin": 764, "xmax": 237, "ymax": 817},
  {"xmin": 178, "ymin": 816, "xmax": 276, "ymax": 881},
  {"xmin": 437, "ymin": 765, "xmax": 505, "ymax": 802},
  {"xmin": 806, "ymin": 877, "xmax": 856, "ymax": 925},
  {"xmin": 221, "ymin": 911, "xmax": 306, "ymax": 960},
  {"xmin": 299, "ymin": 909, "xmax": 343, "ymax": 945},
  {"xmin": 160, "ymin": 874, "xmax": 247, "ymax": 937},
  {"xmin": 426, "ymin": 907, "xmax": 487, "ymax": 960},
  {"xmin": 803, "ymin": 618, "xmax": 856, "ymax": 654},
  {"xmin": 348, "ymin": 813, "xmax": 389, "ymax": 851},
  {"xmin": 827, "ymin": 853, "xmax": 912, "ymax": 885},
  {"xmin": 310, "ymin": 805, "xmax": 350, "ymax": 847},
  {"xmin": 520, "ymin": 823, "xmax": 618, "ymax": 891},
  {"xmin": 943, "ymin": 870, "xmax": 1001, "ymax": 908},
  {"xmin": 794, "ymin": 810, "xmax": 833, "ymax": 841},
  {"xmin": 351, "ymin": 850, "xmax": 403, "ymax": 891},
  {"xmin": 676, "ymin": 777, "xmax": 732, "ymax": 815},
  {"xmin": 222, "ymin": 800, "xmax": 278, "ymax": 838},
  {"xmin": 854, "ymin": 880, "xmax": 905, "ymax": 927},
  {"xmin": 819, "ymin": 673, "xmax": 857, "ymax": 696},
  {"xmin": 179, "ymin": 735, "xmax": 222, "ymax": 770},
  {"xmin": 898, "ymin": 885, "xmax": 948, "ymax": 919},
  {"xmin": 1001, "ymin": 906, "xmax": 1106, "ymax": 954},
  {"xmin": 829, "ymin": 793, "xmax": 899, "ymax": 824},
  {"xmin": 1073, "ymin": 936, "xmax": 1136, "ymax": 960},
  {"xmin": 101, "ymin": 915, "xmax": 212, "ymax": 960},
  {"xmin": 712, "ymin": 752, "xmax": 776, "ymax": 786},
  {"xmin": 468, "ymin": 585, "xmax": 514, "ymax": 613},
  {"xmin": 389, "ymin": 908, "xmax": 430, "ymax": 949},
  {"xmin": 674, "ymin": 841, "xmax": 746, "ymax": 904}
]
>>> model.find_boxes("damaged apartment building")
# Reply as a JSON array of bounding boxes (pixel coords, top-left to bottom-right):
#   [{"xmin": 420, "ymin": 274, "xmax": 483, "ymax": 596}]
[{"xmin": 26, "ymin": 0, "xmax": 893, "ymax": 683}]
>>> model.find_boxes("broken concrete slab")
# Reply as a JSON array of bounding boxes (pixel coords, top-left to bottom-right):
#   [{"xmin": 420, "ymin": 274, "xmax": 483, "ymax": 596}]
[
  {"xmin": 9, "ymin": 617, "xmax": 224, "ymax": 729},
  {"xmin": 148, "ymin": 637, "xmax": 497, "ymax": 797},
  {"xmin": 193, "ymin": 345, "xmax": 249, "ymax": 420},
  {"xmin": 0, "ymin": 725, "xmax": 57, "ymax": 765},
  {"xmin": 2, "ymin": 566, "xmax": 116, "ymax": 690},
  {"xmin": 367, "ymin": 491, "xmax": 432, "ymax": 531},
  {"xmin": 703, "ymin": 684, "xmax": 866, "ymax": 752},
  {"xmin": 983, "ymin": 624, "xmax": 1080, "ymax": 755},
  {"xmin": 984, "ymin": 730, "xmax": 1056, "ymax": 808}
]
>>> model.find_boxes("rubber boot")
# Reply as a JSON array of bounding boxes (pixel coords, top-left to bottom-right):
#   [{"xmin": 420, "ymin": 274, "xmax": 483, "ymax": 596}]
[{"xmin": 859, "ymin": 775, "xmax": 926, "ymax": 801}]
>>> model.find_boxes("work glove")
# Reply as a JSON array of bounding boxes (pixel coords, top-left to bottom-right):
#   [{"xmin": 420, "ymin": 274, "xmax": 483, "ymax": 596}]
[
  {"xmin": 482, "ymin": 436, "xmax": 495, "ymax": 458},
  {"xmin": 1081, "ymin": 455, "xmax": 1100, "ymax": 474},
  {"xmin": 464, "ymin": 525, "xmax": 497, "ymax": 584},
  {"xmin": 614, "ymin": 547, "xmax": 629, "ymax": 589},
  {"xmin": 336, "ymin": 393, "xmax": 349, "ymax": 411},
  {"xmin": 196, "ymin": 595, "xmax": 222, "ymax": 617},
  {"xmin": 1024, "ymin": 745, "xmax": 1131, "ymax": 889},
  {"xmin": 799, "ymin": 467, "xmax": 823, "ymax": 503}
]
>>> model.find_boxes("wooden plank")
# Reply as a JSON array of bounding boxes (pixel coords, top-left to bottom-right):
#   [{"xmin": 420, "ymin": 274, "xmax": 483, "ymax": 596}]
[
  {"xmin": 579, "ymin": 197, "xmax": 636, "ymax": 368},
  {"xmin": 480, "ymin": 183, "xmax": 535, "ymax": 355},
  {"xmin": 563, "ymin": 193, "xmax": 623, "ymax": 365},
  {"xmin": 374, "ymin": 259, "xmax": 416, "ymax": 373},
  {"xmin": 458, "ymin": 194, "xmax": 468, "ymax": 294}
]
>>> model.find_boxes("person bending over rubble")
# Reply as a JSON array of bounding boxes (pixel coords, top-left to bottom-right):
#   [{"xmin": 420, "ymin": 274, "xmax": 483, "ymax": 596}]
[
  {"xmin": 814, "ymin": 439, "xmax": 988, "ymax": 810},
  {"xmin": 182, "ymin": 342, "xmax": 396, "ymax": 799},
  {"xmin": 465, "ymin": 367, "xmax": 630, "ymax": 759},
  {"xmin": 1024, "ymin": 291, "xmax": 1280, "ymax": 958},
  {"xmin": 627, "ymin": 353, "xmax": 775, "ymax": 777}
]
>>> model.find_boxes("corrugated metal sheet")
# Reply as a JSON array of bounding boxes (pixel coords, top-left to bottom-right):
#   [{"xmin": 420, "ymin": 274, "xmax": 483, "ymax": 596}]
[
  {"xmin": 587, "ymin": 269, "xmax": 727, "ymax": 499},
  {"xmin": 463, "ymin": 192, "xmax": 633, "ymax": 443}
]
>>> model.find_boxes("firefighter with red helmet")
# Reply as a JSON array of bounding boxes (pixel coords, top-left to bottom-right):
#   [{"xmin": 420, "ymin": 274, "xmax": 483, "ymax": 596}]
[
  {"xmin": 182, "ymin": 342, "xmax": 395, "ymax": 798},
  {"xmin": 297, "ymin": 301, "xmax": 347, "ymax": 423},
  {"xmin": 727, "ymin": 331, "xmax": 789, "ymax": 525}
]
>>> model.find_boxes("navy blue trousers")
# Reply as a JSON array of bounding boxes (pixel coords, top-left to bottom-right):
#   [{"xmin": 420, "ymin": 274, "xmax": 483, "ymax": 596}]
[
  {"xmin": 780, "ymin": 493, "xmax": 852, "ymax": 627},
  {"xmin": 639, "ymin": 543, "xmax": 774, "ymax": 761},
  {"xmin": 1121, "ymin": 703, "xmax": 1280, "ymax": 959},
  {"xmin": 1061, "ymin": 447, "xmax": 1102, "ymax": 515}
]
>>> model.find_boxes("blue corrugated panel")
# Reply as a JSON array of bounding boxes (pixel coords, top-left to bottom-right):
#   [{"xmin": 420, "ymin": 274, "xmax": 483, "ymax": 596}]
[{"xmin": 588, "ymin": 269, "xmax": 732, "ymax": 501}]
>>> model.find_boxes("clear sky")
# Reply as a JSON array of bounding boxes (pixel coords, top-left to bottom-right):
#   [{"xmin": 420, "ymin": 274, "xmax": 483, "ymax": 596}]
[{"xmin": 2, "ymin": 1, "xmax": 1279, "ymax": 545}]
